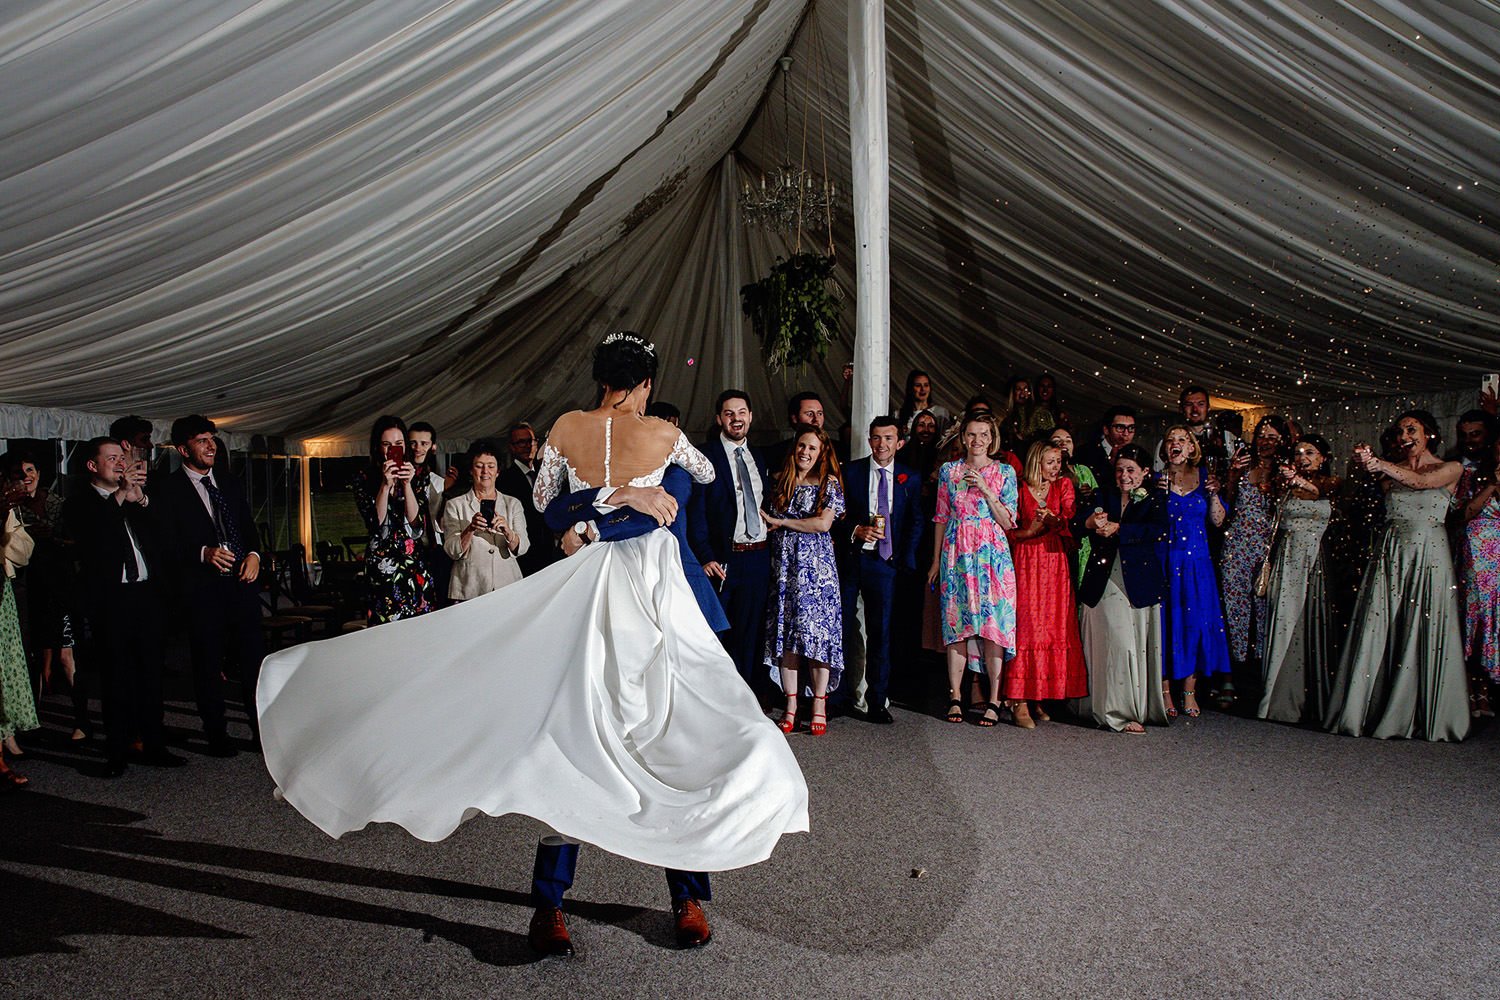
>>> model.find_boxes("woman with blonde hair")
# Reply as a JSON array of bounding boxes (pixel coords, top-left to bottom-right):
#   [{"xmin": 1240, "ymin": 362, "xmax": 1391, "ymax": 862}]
[
  {"xmin": 763, "ymin": 423, "xmax": 846, "ymax": 736},
  {"xmin": 1003, "ymin": 441, "xmax": 1088, "ymax": 726},
  {"xmin": 1159, "ymin": 424, "xmax": 1231, "ymax": 717},
  {"xmin": 927, "ymin": 413, "xmax": 1018, "ymax": 728}
]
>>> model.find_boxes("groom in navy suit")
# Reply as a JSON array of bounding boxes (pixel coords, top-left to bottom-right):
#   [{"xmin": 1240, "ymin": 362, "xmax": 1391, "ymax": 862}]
[
  {"xmin": 836, "ymin": 416, "xmax": 922, "ymax": 723},
  {"xmin": 524, "ymin": 464, "xmax": 719, "ymax": 956}
]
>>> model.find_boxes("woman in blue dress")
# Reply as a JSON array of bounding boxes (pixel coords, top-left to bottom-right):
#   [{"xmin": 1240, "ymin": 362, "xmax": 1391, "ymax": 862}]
[
  {"xmin": 1159, "ymin": 425, "xmax": 1232, "ymax": 717},
  {"xmin": 763, "ymin": 424, "xmax": 846, "ymax": 736}
]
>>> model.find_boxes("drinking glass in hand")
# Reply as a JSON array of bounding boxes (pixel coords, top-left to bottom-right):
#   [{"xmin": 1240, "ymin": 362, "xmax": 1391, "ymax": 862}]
[{"xmin": 216, "ymin": 541, "xmax": 236, "ymax": 577}]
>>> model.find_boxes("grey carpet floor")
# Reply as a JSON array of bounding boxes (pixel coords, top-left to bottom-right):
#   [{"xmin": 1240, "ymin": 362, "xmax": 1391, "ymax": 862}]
[{"xmin": 2, "ymin": 692, "xmax": 1497, "ymax": 1000}]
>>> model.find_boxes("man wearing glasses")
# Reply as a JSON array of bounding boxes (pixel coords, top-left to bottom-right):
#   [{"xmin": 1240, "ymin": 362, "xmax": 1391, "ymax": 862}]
[
  {"xmin": 1080, "ymin": 406, "xmax": 1139, "ymax": 484},
  {"xmin": 498, "ymin": 422, "xmax": 559, "ymax": 578}
]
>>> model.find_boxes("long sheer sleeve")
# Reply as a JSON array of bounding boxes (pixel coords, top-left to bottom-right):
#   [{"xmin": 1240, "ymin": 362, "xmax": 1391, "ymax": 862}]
[
  {"xmin": 669, "ymin": 431, "xmax": 715, "ymax": 484},
  {"xmin": 533, "ymin": 442, "xmax": 569, "ymax": 511}
]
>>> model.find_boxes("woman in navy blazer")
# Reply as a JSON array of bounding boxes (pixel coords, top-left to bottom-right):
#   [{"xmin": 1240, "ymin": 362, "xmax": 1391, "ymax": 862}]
[{"xmin": 1073, "ymin": 444, "xmax": 1171, "ymax": 734}]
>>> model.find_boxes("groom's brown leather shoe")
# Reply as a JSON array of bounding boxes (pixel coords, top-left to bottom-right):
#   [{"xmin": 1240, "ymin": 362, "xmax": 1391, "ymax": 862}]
[
  {"xmin": 673, "ymin": 899, "xmax": 712, "ymax": 948},
  {"xmin": 528, "ymin": 906, "xmax": 574, "ymax": 957}
]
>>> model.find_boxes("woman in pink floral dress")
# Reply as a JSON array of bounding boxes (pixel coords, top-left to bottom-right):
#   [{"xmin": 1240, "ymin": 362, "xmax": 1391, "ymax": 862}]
[
  {"xmin": 927, "ymin": 413, "xmax": 1018, "ymax": 728},
  {"xmin": 1462, "ymin": 436, "xmax": 1500, "ymax": 713}
]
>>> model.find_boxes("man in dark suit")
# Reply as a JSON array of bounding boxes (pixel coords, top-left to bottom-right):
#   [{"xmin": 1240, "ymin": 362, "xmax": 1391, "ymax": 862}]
[
  {"xmin": 499, "ymin": 422, "xmax": 559, "ymax": 578},
  {"xmin": 62, "ymin": 436, "xmax": 185, "ymax": 776},
  {"xmin": 154, "ymin": 415, "xmax": 265, "ymax": 756},
  {"xmin": 1078, "ymin": 405, "xmax": 1139, "ymax": 485},
  {"xmin": 687, "ymin": 390, "xmax": 774, "ymax": 697},
  {"xmin": 836, "ymin": 416, "xmax": 923, "ymax": 723}
]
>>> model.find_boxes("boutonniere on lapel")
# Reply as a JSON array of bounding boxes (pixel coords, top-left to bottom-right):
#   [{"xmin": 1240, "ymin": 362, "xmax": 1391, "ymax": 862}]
[
  {"xmin": 1129, "ymin": 487, "xmax": 1148, "ymax": 503},
  {"xmin": 896, "ymin": 473, "xmax": 909, "ymax": 485}
]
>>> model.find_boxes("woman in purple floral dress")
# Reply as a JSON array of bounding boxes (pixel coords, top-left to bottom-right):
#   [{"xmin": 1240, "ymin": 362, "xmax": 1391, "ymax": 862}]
[
  {"xmin": 1463, "ymin": 436, "xmax": 1500, "ymax": 711},
  {"xmin": 763, "ymin": 425, "xmax": 845, "ymax": 737},
  {"xmin": 355, "ymin": 416, "xmax": 436, "ymax": 625},
  {"xmin": 926, "ymin": 413, "xmax": 1018, "ymax": 728}
]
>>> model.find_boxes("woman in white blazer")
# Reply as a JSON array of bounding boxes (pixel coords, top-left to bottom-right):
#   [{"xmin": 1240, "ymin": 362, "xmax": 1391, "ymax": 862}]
[{"xmin": 442, "ymin": 442, "xmax": 529, "ymax": 601}]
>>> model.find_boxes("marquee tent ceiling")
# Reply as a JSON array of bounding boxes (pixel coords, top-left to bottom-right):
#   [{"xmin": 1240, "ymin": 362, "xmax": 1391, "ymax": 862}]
[{"xmin": 1, "ymin": 0, "xmax": 1497, "ymax": 451}]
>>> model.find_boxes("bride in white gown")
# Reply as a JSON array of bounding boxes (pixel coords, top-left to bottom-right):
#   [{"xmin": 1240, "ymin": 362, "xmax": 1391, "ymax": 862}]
[{"xmin": 256, "ymin": 338, "xmax": 809, "ymax": 874}]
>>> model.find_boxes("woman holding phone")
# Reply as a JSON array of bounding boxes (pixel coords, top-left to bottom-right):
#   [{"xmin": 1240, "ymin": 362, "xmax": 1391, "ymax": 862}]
[
  {"xmin": 354, "ymin": 416, "xmax": 436, "ymax": 625},
  {"xmin": 442, "ymin": 440, "xmax": 529, "ymax": 601}
]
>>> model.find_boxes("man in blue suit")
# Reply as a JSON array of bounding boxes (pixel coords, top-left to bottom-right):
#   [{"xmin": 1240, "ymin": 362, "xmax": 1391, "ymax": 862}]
[
  {"xmin": 836, "ymin": 416, "xmax": 922, "ymax": 724},
  {"xmin": 687, "ymin": 390, "xmax": 774, "ymax": 698}
]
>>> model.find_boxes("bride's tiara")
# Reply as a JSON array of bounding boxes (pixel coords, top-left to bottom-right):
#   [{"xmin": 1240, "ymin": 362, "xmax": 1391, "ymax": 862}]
[{"xmin": 602, "ymin": 331, "xmax": 656, "ymax": 355}]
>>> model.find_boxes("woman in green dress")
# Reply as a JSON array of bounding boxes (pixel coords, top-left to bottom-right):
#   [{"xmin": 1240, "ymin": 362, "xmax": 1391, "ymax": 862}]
[
  {"xmin": 1325, "ymin": 412, "xmax": 1470, "ymax": 741},
  {"xmin": 1, "ymin": 496, "xmax": 39, "ymax": 785},
  {"xmin": 1258, "ymin": 435, "xmax": 1339, "ymax": 724},
  {"xmin": 1049, "ymin": 427, "xmax": 1096, "ymax": 584}
]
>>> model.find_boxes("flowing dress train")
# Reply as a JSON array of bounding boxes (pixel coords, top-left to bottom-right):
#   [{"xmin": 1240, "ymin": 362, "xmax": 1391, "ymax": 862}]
[{"xmin": 258, "ymin": 428, "xmax": 809, "ymax": 871}]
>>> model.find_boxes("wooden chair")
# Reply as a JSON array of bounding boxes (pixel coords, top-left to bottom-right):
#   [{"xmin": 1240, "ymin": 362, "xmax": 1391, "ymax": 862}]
[
  {"xmin": 272, "ymin": 547, "xmax": 341, "ymax": 632},
  {"xmin": 256, "ymin": 553, "xmax": 315, "ymax": 650}
]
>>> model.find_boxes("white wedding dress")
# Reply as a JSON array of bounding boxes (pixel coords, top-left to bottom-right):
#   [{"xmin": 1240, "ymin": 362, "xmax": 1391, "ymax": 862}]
[{"xmin": 256, "ymin": 426, "xmax": 809, "ymax": 872}]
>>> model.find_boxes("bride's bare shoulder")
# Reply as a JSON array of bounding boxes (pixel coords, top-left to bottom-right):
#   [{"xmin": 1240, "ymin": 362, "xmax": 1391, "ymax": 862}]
[
  {"xmin": 543, "ymin": 410, "xmax": 590, "ymax": 444},
  {"xmin": 641, "ymin": 415, "xmax": 680, "ymax": 443}
]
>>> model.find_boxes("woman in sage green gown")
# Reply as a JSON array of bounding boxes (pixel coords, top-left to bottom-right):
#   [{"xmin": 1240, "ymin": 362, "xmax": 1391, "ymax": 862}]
[
  {"xmin": 1325, "ymin": 413, "xmax": 1470, "ymax": 742},
  {"xmin": 1258, "ymin": 437, "xmax": 1339, "ymax": 724}
]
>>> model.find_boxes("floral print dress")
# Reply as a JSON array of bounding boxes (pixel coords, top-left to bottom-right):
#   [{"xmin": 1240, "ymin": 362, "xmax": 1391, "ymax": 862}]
[
  {"xmin": 1464, "ymin": 493, "xmax": 1500, "ymax": 682},
  {"xmin": 933, "ymin": 460, "xmax": 1018, "ymax": 657},
  {"xmin": 354, "ymin": 468, "xmax": 436, "ymax": 625},
  {"xmin": 0, "ymin": 575, "xmax": 39, "ymax": 740},
  {"xmin": 764, "ymin": 478, "xmax": 847, "ymax": 690},
  {"xmin": 1221, "ymin": 477, "xmax": 1274, "ymax": 662}
]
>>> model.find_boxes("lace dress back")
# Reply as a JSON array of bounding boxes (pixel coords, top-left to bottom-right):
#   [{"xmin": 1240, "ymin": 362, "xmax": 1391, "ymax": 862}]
[{"xmin": 534, "ymin": 411, "xmax": 713, "ymax": 509}]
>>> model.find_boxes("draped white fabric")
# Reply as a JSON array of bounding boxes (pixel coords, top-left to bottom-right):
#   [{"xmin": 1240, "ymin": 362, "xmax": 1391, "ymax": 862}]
[
  {"xmin": 847, "ymin": 0, "xmax": 891, "ymax": 460},
  {"xmin": 1, "ymin": 1, "xmax": 1497, "ymax": 449}
]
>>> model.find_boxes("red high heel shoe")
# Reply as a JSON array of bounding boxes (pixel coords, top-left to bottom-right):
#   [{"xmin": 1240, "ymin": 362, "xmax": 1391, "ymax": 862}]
[
  {"xmin": 809, "ymin": 696, "xmax": 828, "ymax": 736},
  {"xmin": 778, "ymin": 698, "xmax": 798, "ymax": 734}
]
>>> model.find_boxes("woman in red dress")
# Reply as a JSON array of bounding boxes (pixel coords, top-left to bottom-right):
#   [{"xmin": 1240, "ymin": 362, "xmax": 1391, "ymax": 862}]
[{"xmin": 1003, "ymin": 441, "xmax": 1089, "ymax": 726}]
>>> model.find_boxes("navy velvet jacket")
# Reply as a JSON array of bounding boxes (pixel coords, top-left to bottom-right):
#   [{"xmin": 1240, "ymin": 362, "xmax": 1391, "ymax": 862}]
[
  {"xmin": 1074, "ymin": 486, "xmax": 1169, "ymax": 609},
  {"xmin": 542, "ymin": 464, "xmax": 730, "ymax": 633}
]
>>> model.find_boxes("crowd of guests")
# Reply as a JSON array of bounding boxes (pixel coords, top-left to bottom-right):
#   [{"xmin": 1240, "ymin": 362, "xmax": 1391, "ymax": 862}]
[
  {"xmin": 336, "ymin": 374, "xmax": 1497, "ymax": 748},
  {"xmin": 0, "ymin": 415, "xmax": 269, "ymax": 788},
  {"xmin": 2, "ymin": 373, "xmax": 1493, "ymax": 791}
]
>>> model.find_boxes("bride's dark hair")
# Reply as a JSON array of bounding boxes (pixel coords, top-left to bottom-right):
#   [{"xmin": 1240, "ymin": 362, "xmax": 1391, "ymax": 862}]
[{"xmin": 593, "ymin": 332, "xmax": 658, "ymax": 392}]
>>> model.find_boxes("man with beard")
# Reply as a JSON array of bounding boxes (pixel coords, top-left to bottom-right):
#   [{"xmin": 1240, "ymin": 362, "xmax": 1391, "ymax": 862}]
[
  {"xmin": 687, "ymin": 390, "xmax": 773, "ymax": 696},
  {"xmin": 1155, "ymin": 386, "xmax": 1240, "ymax": 476}
]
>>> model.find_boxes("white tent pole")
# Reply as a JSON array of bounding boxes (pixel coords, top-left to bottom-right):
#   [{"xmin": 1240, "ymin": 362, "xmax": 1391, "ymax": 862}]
[
  {"xmin": 718, "ymin": 154, "xmax": 747, "ymax": 391},
  {"xmin": 847, "ymin": 0, "xmax": 889, "ymax": 461}
]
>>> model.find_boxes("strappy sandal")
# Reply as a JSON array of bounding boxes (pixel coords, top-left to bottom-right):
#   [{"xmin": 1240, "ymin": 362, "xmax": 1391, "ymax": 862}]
[
  {"xmin": 977, "ymin": 702, "xmax": 1002, "ymax": 728},
  {"xmin": 777, "ymin": 698, "xmax": 798, "ymax": 734},
  {"xmin": 1163, "ymin": 685, "xmax": 1178, "ymax": 719},
  {"xmin": 945, "ymin": 699, "xmax": 965, "ymax": 723},
  {"xmin": 809, "ymin": 695, "xmax": 828, "ymax": 737},
  {"xmin": 1182, "ymin": 691, "xmax": 1202, "ymax": 718}
]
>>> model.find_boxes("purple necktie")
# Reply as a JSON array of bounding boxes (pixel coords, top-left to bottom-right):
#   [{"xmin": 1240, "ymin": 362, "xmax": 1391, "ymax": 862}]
[{"xmin": 877, "ymin": 468, "xmax": 892, "ymax": 561}]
